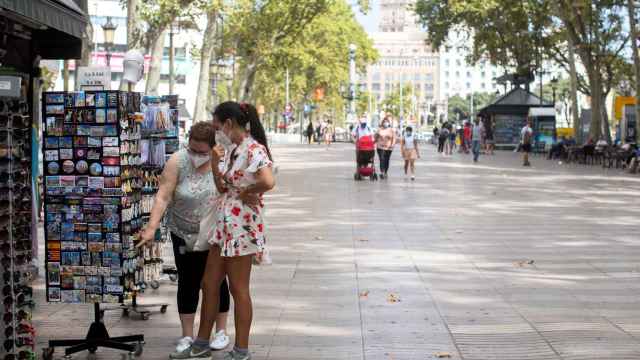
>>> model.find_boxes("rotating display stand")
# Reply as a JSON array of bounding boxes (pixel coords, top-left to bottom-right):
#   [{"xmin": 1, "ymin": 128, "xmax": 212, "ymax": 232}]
[{"xmin": 41, "ymin": 90, "xmax": 146, "ymax": 358}]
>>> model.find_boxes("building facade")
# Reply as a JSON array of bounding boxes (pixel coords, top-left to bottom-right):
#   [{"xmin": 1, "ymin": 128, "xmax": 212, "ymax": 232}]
[{"xmin": 362, "ymin": 0, "xmax": 440, "ymax": 128}]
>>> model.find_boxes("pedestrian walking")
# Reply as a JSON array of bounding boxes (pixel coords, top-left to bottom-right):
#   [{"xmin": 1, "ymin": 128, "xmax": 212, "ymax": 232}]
[
  {"xmin": 484, "ymin": 118, "xmax": 495, "ymax": 155},
  {"xmin": 401, "ymin": 126, "xmax": 420, "ymax": 181},
  {"xmin": 447, "ymin": 123, "xmax": 456, "ymax": 155},
  {"xmin": 191, "ymin": 101, "xmax": 275, "ymax": 360},
  {"xmin": 375, "ymin": 116, "xmax": 396, "ymax": 179},
  {"xmin": 472, "ymin": 117, "xmax": 482, "ymax": 163},
  {"xmin": 323, "ymin": 120, "xmax": 334, "ymax": 148},
  {"xmin": 306, "ymin": 122, "xmax": 313, "ymax": 144},
  {"xmin": 521, "ymin": 119, "xmax": 533, "ymax": 166},
  {"xmin": 438, "ymin": 124, "xmax": 449, "ymax": 154},
  {"xmin": 463, "ymin": 122, "xmax": 472, "ymax": 154},
  {"xmin": 136, "ymin": 121, "xmax": 234, "ymax": 358}
]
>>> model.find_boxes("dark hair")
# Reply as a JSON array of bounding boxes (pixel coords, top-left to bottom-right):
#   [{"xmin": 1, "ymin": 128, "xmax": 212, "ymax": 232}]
[
  {"xmin": 188, "ymin": 121, "xmax": 216, "ymax": 147},
  {"xmin": 213, "ymin": 101, "xmax": 272, "ymax": 160},
  {"xmin": 406, "ymin": 126, "xmax": 413, "ymax": 132}
]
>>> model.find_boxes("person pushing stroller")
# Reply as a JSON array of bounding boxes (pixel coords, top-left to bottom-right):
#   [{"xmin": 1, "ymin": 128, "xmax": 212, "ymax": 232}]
[{"xmin": 352, "ymin": 117, "xmax": 377, "ymax": 181}]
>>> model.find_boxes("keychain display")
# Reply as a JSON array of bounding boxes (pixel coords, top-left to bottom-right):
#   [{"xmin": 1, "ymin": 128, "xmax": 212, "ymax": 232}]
[
  {"xmin": 42, "ymin": 91, "xmax": 144, "ymax": 304},
  {"xmin": 1, "ymin": 91, "xmax": 37, "ymax": 360}
]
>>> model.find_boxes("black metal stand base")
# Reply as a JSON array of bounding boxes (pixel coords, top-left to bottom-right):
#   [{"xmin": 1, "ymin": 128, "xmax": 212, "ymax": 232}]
[
  {"xmin": 44, "ymin": 303, "xmax": 144, "ymax": 359},
  {"xmin": 102, "ymin": 292, "xmax": 169, "ymax": 320}
]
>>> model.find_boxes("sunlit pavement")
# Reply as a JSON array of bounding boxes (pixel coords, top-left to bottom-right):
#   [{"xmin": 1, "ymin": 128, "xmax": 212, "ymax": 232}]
[{"xmin": 34, "ymin": 143, "xmax": 640, "ymax": 360}]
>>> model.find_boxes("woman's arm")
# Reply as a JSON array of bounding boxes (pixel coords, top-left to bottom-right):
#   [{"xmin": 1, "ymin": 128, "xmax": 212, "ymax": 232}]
[
  {"xmin": 136, "ymin": 153, "xmax": 179, "ymax": 248},
  {"xmin": 239, "ymin": 166, "xmax": 275, "ymax": 203},
  {"xmin": 210, "ymin": 145, "xmax": 227, "ymax": 194},
  {"xmin": 414, "ymin": 138, "xmax": 420, "ymax": 158}
]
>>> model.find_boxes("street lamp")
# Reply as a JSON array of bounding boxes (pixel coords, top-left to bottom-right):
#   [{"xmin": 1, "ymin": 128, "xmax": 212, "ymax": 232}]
[
  {"xmin": 102, "ymin": 17, "xmax": 117, "ymax": 67},
  {"xmin": 550, "ymin": 77, "xmax": 559, "ymax": 105}
]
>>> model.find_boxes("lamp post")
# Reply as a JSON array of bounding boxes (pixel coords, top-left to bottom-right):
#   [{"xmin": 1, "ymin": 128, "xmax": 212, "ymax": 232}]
[
  {"xmin": 102, "ymin": 16, "xmax": 117, "ymax": 67},
  {"xmin": 348, "ymin": 44, "xmax": 357, "ymax": 124},
  {"xmin": 550, "ymin": 77, "xmax": 559, "ymax": 105}
]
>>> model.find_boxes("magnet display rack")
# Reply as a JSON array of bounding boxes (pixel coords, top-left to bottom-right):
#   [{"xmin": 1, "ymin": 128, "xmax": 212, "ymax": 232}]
[
  {"xmin": 0, "ymin": 80, "xmax": 38, "ymax": 360},
  {"xmin": 41, "ymin": 91, "xmax": 144, "ymax": 359}
]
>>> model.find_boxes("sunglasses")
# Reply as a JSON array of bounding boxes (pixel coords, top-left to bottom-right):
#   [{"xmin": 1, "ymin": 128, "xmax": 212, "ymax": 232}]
[
  {"xmin": 4, "ymin": 324, "xmax": 34, "ymax": 338},
  {"xmin": 2, "ymin": 285, "xmax": 32, "ymax": 298},
  {"xmin": 3, "ymin": 337, "xmax": 35, "ymax": 352},
  {"xmin": 1, "ymin": 254, "xmax": 31, "ymax": 267},
  {"xmin": 3, "ymin": 295, "xmax": 34, "ymax": 308},
  {"xmin": 0, "ymin": 129, "xmax": 29, "ymax": 146},
  {"xmin": 0, "ymin": 241, "xmax": 31, "ymax": 253},
  {"xmin": 2, "ymin": 309, "xmax": 30, "ymax": 324},
  {"xmin": 0, "ymin": 114, "xmax": 29, "ymax": 129}
]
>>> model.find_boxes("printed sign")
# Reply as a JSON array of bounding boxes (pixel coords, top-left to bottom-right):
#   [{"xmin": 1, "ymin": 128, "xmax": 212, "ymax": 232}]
[{"xmin": 76, "ymin": 67, "xmax": 111, "ymax": 91}]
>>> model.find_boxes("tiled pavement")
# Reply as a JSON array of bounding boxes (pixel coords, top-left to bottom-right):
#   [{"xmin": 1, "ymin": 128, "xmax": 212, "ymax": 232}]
[{"xmin": 33, "ymin": 143, "xmax": 640, "ymax": 359}]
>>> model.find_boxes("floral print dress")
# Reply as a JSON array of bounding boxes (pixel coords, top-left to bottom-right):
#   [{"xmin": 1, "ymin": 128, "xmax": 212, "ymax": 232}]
[{"xmin": 209, "ymin": 136, "xmax": 273, "ymax": 264}]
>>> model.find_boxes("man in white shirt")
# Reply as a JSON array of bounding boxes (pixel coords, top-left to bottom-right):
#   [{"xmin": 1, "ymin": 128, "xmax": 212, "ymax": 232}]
[{"xmin": 521, "ymin": 119, "xmax": 533, "ymax": 167}]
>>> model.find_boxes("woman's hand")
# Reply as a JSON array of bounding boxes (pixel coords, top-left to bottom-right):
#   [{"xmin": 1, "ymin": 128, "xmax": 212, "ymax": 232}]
[
  {"xmin": 239, "ymin": 189, "xmax": 261, "ymax": 206},
  {"xmin": 210, "ymin": 145, "xmax": 225, "ymax": 177},
  {"xmin": 136, "ymin": 226, "xmax": 156, "ymax": 248}
]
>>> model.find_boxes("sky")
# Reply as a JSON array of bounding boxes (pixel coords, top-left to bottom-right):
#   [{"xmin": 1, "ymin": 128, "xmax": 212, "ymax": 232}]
[{"xmin": 354, "ymin": 0, "xmax": 380, "ymax": 34}]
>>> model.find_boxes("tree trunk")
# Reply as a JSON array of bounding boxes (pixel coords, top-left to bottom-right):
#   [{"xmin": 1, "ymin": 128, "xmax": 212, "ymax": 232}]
[
  {"xmin": 74, "ymin": 21, "xmax": 93, "ymax": 90},
  {"xmin": 567, "ymin": 35, "xmax": 581, "ymax": 142},
  {"xmin": 587, "ymin": 68, "xmax": 603, "ymax": 142},
  {"xmin": 121, "ymin": 0, "xmax": 142, "ymax": 90},
  {"xmin": 193, "ymin": 8, "xmax": 218, "ymax": 123},
  {"xmin": 145, "ymin": 29, "xmax": 167, "ymax": 95},
  {"xmin": 628, "ymin": 0, "xmax": 640, "ymax": 144},
  {"xmin": 601, "ymin": 96, "xmax": 612, "ymax": 143},
  {"xmin": 237, "ymin": 61, "xmax": 258, "ymax": 102}
]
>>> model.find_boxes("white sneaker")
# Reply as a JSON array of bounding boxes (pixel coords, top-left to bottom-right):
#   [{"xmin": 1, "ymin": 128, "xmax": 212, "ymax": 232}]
[
  {"xmin": 175, "ymin": 336, "xmax": 193, "ymax": 353},
  {"xmin": 210, "ymin": 330, "xmax": 230, "ymax": 350}
]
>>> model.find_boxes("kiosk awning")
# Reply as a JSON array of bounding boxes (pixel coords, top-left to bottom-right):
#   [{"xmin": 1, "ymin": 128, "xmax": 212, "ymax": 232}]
[{"xmin": 0, "ymin": 0, "xmax": 88, "ymax": 59}]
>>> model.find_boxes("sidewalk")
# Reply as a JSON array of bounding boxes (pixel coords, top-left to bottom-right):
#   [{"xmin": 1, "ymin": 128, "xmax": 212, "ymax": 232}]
[{"xmin": 33, "ymin": 143, "xmax": 640, "ymax": 359}]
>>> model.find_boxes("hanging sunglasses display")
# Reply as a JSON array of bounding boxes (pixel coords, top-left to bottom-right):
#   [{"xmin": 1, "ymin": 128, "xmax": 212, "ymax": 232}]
[
  {"xmin": 42, "ymin": 91, "xmax": 144, "ymax": 306},
  {"xmin": 0, "ymin": 91, "xmax": 36, "ymax": 360}
]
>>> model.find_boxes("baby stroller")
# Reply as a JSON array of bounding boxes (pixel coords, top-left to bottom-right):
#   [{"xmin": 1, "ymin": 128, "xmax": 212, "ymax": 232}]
[{"xmin": 354, "ymin": 134, "xmax": 378, "ymax": 181}]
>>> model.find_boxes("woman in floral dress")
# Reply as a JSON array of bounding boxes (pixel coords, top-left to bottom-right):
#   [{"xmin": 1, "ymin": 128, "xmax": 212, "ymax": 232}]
[{"xmin": 190, "ymin": 101, "xmax": 275, "ymax": 360}]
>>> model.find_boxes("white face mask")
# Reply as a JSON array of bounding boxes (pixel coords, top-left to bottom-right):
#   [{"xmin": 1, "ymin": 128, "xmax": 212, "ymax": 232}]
[
  {"xmin": 189, "ymin": 153, "xmax": 210, "ymax": 168},
  {"xmin": 215, "ymin": 130, "xmax": 232, "ymax": 149}
]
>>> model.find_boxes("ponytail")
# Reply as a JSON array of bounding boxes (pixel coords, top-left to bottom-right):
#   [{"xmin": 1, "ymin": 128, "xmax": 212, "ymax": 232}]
[
  {"xmin": 213, "ymin": 101, "xmax": 273, "ymax": 161},
  {"xmin": 240, "ymin": 103, "xmax": 272, "ymax": 161}
]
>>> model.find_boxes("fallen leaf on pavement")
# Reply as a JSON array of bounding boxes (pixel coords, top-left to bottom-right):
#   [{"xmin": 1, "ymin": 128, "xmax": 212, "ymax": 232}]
[
  {"xmin": 435, "ymin": 352, "xmax": 452, "ymax": 358},
  {"xmin": 358, "ymin": 238, "xmax": 369, "ymax": 242},
  {"xmin": 514, "ymin": 260, "xmax": 535, "ymax": 267},
  {"xmin": 315, "ymin": 236, "xmax": 323, "ymax": 240},
  {"xmin": 455, "ymin": 230, "xmax": 464, "ymax": 234},
  {"xmin": 387, "ymin": 293, "xmax": 401, "ymax": 303}
]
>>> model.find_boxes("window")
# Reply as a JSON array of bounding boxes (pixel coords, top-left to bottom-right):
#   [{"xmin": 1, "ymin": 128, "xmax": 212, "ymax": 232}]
[
  {"xmin": 455, "ymin": 71, "xmax": 460, "ymax": 78},
  {"xmin": 466, "ymin": 82, "xmax": 471, "ymax": 89},
  {"xmin": 444, "ymin": 71, "xmax": 449, "ymax": 78},
  {"xmin": 372, "ymin": 83, "xmax": 381, "ymax": 91},
  {"xmin": 481, "ymin": 71, "xmax": 486, "ymax": 78},
  {"xmin": 445, "ymin": 82, "xmax": 449, "ymax": 89},
  {"xmin": 466, "ymin": 71, "xmax": 471, "ymax": 78},
  {"xmin": 445, "ymin": 59, "xmax": 450, "ymax": 67},
  {"xmin": 414, "ymin": 73, "xmax": 420, "ymax": 81},
  {"xmin": 385, "ymin": 83, "xmax": 391, "ymax": 91},
  {"xmin": 372, "ymin": 72, "xmax": 381, "ymax": 81},
  {"xmin": 456, "ymin": 59, "xmax": 461, "ymax": 66},
  {"xmin": 424, "ymin": 73, "xmax": 433, "ymax": 81},
  {"xmin": 481, "ymin": 83, "xmax": 486, "ymax": 89}
]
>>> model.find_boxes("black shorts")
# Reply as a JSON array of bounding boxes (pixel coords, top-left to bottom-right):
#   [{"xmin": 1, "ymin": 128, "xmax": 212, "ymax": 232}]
[{"xmin": 522, "ymin": 143, "xmax": 532, "ymax": 153}]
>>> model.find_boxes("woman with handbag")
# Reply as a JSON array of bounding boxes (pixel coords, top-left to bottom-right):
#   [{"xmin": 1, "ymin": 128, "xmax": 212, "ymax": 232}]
[{"xmin": 137, "ymin": 121, "xmax": 257, "ymax": 358}]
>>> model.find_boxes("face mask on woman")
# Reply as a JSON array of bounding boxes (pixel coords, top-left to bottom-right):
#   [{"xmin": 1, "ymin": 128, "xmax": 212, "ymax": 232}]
[
  {"xmin": 382, "ymin": 122, "xmax": 389, "ymax": 128},
  {"xmin": 189, "ymin": 152, "xmax": 210, "ymax": 168},
  {"xmin": 215, "ymin": 130, "xmax": 233, "ymax": 149}
]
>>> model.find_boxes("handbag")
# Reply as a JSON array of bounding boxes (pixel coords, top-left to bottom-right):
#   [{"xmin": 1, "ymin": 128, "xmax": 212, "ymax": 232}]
[{"xmin": 195, "ymin": 203, "xmax": 217, "ymax": 252}]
